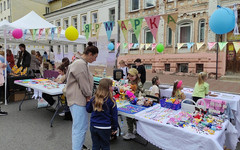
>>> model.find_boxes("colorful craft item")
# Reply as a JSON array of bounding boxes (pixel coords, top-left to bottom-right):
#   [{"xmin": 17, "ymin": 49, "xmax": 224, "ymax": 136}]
[{"xmin": 118, "ymin": 104, "xmax": 146, "ymax": 114}]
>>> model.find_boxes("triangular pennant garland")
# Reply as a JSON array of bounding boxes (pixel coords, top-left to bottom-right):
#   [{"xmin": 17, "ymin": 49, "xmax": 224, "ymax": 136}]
[
  {"xmin": 133, "ymin": 43, "xmax": 139, "ymax": 48},
  {"xmin": 38, "ymin": 28, "xmax": 44, "ymax": 40},
  {"xmin": 162, "ymin": 13, "xmax": 178, "ymax": 31},
  {"xmin": 177, "ymin": 43, "xmax": 185, "ymax": 50},
  {"xmin": 123, "ymin": 43, "xmax": 128, "ymax": 49},
  {"xmin": 196, "ymin": 42, "xmax": 204, "ymax": 50},
  {"xmin": 140, "ymin": 44, "xmax": 145, "ymax": 50},
  {"xmin": 130, "ymin": 18, "xmax": 143, "ymax": 41},
  {"xmin": 145, "ymin": 44, "xmax": 152, "ymax": 50},
  {"xmin": 144, "ymin": 15, "xmax": 161, "ymax": 41},
  {"xmin": 233, "ymin": 42, "xmax": 240, "ymax": 53},
  {"xmin": 187, "ymin": 42, "xmax": 194, "ymax": 50},
  {"xmin": 57, "ymin": 27, "xmax": 62, "ymax": 39},
  {"xmin": 152, "ymin": 43, "xmax": 157, "ymax": 50},
  {"xmin": 84, "ymin": 24, "xmax": 92, "ymax": 41},
  {"xmin": 45, "ymin": 28, "xmax": 50, "ymax": 40},
  {"xmin": 115, "ymin": 43, "xmax": 121, "ymax": 50},
  {"xmin": 33, "ymin": 29, "xmax": 38, "ymax": 40},
  {"xmin": 128, "ymin": 43, "xmax": 133, "ymax": 49},
  {"xmin": 51, "ymin": 27, "xmax": 56, "ymax": 40},
  {"xmin": 218, "ymin": 42, "xmax": 228, "ymax": 51},
  {"xmin": 103, "ymin": 21, "xmax": 115, "ymax": 41},
  {"xmin": 23, "ymin": 29, "xmax": 27, "ymax": 41},
  {"xmin": 118, "ymin": 20, "xmax": 129, "ymax": 42},
  {"xmin": 94, "ymin": 23, "xmax": 102, "ymax": 39},
  {"xmin": 208, "ymin": 42, "xmax": 216, "ymax": 50}
]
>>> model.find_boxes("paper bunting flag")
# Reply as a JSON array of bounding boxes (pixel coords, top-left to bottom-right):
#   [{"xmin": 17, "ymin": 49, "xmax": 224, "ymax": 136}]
[
  {"xmin": 208, "ymin": 42, "xmax": 216, "ymax": 50},
  {"xmin": 38, "ymin": 29, "xmax": 44, "ymax": 40},
  {"xmin": 115, "ymin": 43, "xmax": 121, "ymax": 50},
  {"xmin": 84, "ymin": 24, "xmax": 92, "ymax": 41},
  {"xmin": 29, "ymin": 29, "xmax": 33, "ymax": 40},
  {"xmin": 145, "ymin": 44, "xmax": 152, "ymax": 50},
  {"xmin": 145, "ymin": 15, "xmax": 161, "ymax": 41},
  {"xmin": 118, "ymin": 20, "xmax": 129, "ymax": 42},
  {"xmin": 57, "ymin": 27, "xmax": 62, "ymax": 39},
  {"xmin": 51, "ymin": 27, "xmax": 56, "ymax": 40},
  {"xmin": 94, "ymin": 23, "xmax": 102, "ymax": 39},
  {"xmin": 152, "ymin": 43, "xmax": 157, "ymax": 50},
  {"xmin": 103, "ymin": 21, "xmax": 115, "ymax": 41},
  {"xmin": 140, "ymin": 44, "xmax": 145, "ymax": 50},
  {"xmin": 130, "ymin": 18, "xmax": 143, "ymax": 42},
  {"xmin": 32, "ymin": 29, "xmax": 38, "ymax": 40},
  {"xmin": 123, "ymin": 43, "xmax": 128, "ymax": 49},
  {"xmin": 128, "ymin": 43, "xmax": 133, "ymax": 49},
  {"xmin": 218, "ymin": 42, "xmax": 228, "ymax": 51},
  {"xmin": 196, "ymin": 42, "xmax": 204, "ymax": 50},
  {"xmin": 233, "ymin": 42, "xmax": 240, "ymax": 53},
  {"xmin": 45, "ymin": 28, "xmax": 50, "ymax": 40},
  {"xmin": 133, "ymin": 43, "xmax": 139, "ymax": 48},
  {"xmin": 187, "ymin": 42, "xmax": 194, "ymax": 50},
  {"xmin": 177, "ymin": 43, "xmax": 185, "ymax": 50},
  {"xmin": 162, "ymin": 13, "xmax": 178, "ymax": 31}
]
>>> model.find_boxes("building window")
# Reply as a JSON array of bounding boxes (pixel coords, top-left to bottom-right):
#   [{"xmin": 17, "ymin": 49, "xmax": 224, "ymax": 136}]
[
  {"xmin": 177, "ymin": 63, "xmax": 188, "ymax": 73},
  {"xmin": 64, "ymin": 19, "xmax": 69, "ymax": 29},
  {"xmin": 92, "ymin": 12, "xmax": 97, "ymax": 24},
  {"xmin": 196, "ymin": 64, "xmax": 204, "ymax": 73},
  {"xmin": 81, "ymin": 15, "xmax": 87, "ymax": 30},
  {"xmin": 4, "ymin": 1, "xmax": 6, "ymax": 10},
  {"xmin": 73, "ymin": 45, "xmax": 77, "ymax": 52},
  {"xmin": 167, "ymin": 27, "xmax": 172, "ymax": 46},
  {"xmin": 109, "ymin": 8, "xmax": 115, "ymax": 22},
  {"xmin": 45, "ymin": 7, "xmax": 50, "ymax": 14},
  {"xmin": 7, "ymin": 0, "xmax": 9, "ymax": 9},
  {"xmin": 179, "ymin": 22, "xmax": 191, "ymax": 43},
  {"xmin": 56, "ymin": 21, "xmax": 60, "ymax": 27},
  {"xmin": 165, "ymin": 64, "xmax": 170, "ymax": 72},
  {"xmin": 57, "ymin": 45, "xmax": 61, "ymax": 53},
  {"xmin": 144, "ymin": 28, "xmax": 154, "ymax": 43},
  {"xmin": 198, "ymin": 20, "xmax": 205, "ymax": 42},
  {"xmin": 144, "ymin": 64, "xmax": 152, "ymax": 70},
  {"xmin": 145, "ymin": 0, "xmax": 156, "ymax": 8},
  {"xmin": 72, "ymin": 17, "xmax": 77, "ymax": 29},
  {"xmin": 131, "ymin": 0, "xmax": 139, "ymax": 11},
  {"xmin": 64, "ymin": 45, "xmax": 68, "ymax": 54}
]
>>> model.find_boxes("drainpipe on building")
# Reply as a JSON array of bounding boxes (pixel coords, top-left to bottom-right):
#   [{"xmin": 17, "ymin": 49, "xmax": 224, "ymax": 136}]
[{"xmin": 114, "ymin": 0, "xmax": 120, "ymax": 69}]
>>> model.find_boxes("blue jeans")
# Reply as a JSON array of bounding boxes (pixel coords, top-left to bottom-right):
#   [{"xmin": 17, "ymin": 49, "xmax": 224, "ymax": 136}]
[
  {"xmin": 90, "ymin": 126, "xmax": 111, "ymax": 150},
  {"xmin": 70, "ymin": 104, "xmax": 88, "ymax": 150}
]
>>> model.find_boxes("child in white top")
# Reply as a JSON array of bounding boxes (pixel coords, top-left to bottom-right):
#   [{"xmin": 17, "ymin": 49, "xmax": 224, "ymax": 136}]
[
  {"xmin": 119, "ymin": 60, "xmax": 129, "ymax": 79},
  {"xmin": 150, "ymin": 76, "xmax": 160, "ymax": 98}
]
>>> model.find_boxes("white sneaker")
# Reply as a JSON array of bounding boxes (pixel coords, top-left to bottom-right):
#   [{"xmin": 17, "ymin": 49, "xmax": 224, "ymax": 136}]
[
  {"xmin": 123, "ymin": 132, "xmax": 135, "ymax": 140},
  {"xmin": 58, "ymin": 112, "xmax": 65, "ymax": 117}
]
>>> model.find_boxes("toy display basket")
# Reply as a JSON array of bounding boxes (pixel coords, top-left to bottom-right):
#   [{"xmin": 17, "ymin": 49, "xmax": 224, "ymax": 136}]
[
  {"xmin": 181, "ymin": 99, "xmax": 206, "ymax": 113},
  {"xmin": 160, "ymin": 99, "xmax": 181, "ymax": 110}
]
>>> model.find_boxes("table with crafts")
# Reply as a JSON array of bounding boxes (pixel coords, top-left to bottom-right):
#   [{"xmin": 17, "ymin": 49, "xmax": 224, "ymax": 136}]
[
  {"xmin": 14, "ymin": 78, "xmax": 65, "ymax": 127},
  {"xmin": 134, "ymin": 104, "xmax": 238, "ymax": 150},
  {"xmin": 160, "ymin": 86, "xmax": 240, "ymax": 137}
]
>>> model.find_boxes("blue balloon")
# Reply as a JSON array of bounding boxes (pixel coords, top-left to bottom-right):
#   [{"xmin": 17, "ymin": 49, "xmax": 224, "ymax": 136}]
[
  {"xmin": 108, "ymin": 43, "xmax": 114, "ymax": 51},
  {"xmin": 209, "ymin": 6, "xmax": 235, "ymax": 34}
]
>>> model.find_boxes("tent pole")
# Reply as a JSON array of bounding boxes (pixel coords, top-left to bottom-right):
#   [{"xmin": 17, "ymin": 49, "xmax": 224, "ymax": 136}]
[{"xmin": 4, "ymin": 35, "xmax": 7, "ymax": 105}]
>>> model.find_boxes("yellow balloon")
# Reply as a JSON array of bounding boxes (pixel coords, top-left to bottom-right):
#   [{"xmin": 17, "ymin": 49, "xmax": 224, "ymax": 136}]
[{"xmin": 65, "ymin": 26, "xmax": 79, "ymax": 41}]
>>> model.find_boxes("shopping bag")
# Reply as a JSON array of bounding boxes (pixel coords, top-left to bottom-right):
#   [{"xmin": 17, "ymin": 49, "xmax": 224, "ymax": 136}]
[{"xmin": 37, "ymin": 98, "xmax": 48, "ymax": 108}]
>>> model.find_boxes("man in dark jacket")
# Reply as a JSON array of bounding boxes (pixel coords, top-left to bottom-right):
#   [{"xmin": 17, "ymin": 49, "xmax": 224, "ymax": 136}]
[
  {"xmin": 134, "ymin": 58, "xmax": 146, "ymax": 85},
  {"xmin": 17, "ymin": 44, "xmax": 31, "ymax": 69}
]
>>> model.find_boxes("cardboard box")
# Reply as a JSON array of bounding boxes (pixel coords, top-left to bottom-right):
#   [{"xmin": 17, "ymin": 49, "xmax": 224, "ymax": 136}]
[{"xmin": 9, "ymin": 91, "xmax": 25, "ymax": 102}]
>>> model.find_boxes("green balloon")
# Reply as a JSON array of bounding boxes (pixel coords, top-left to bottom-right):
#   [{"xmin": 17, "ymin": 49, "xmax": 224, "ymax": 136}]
[{"xmin": 156, "ymin": 44, "xmax": 164, "ymax": 53}]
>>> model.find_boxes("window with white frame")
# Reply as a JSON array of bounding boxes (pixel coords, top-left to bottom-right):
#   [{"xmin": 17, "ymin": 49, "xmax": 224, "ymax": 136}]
[
  {"xmin": 198, "ymin": 19, "xmax": 205, "ymax": 42},
  {"xmin": 167, "ymin": 27, "xmax": 172, "ymax": 46},
  {"xmin": 82, "ymin": 15, "xmax": 87, "ymax": 30},
  {"xmin": 73, "ymin": 45, "xmax": 77, "ymax": 52},
  {"xmin": 4, "ymin": 1, "xmax": 6, "ymax": 10},
  {"xmin": 45, "ymin": 7, "xmax": 50, "ymax": 14},
  {"xmin": 92, "ymin": 12, "xmax": 97, "ymax": 24},
  {"xmin": 7, "ymin": 0, "xmax": 9, "ymax": 9},
  {"xmin": 179, "ymin": 22, "xmax": 191, "ymax": 43},
  {"xmin": 144, "ymin": 28, "xmax": 154, "ymax": 43},
  {"xmin": 64, "ymin": 45, "xmax": 68, "ymax": 54},
  {"xmin": 130, "ymin": 32, "xmax": 138, "ymax": 50},
  {"xmin": 57, "ymin": 45, "xmax": 61, "ymax": 53},
  {"xmin": 144, "ymin": 64, "xmax": 152, "ymax": 70},
  {"xmin": 56, "ymin": 21, "xmax": 60, "ymax": 27},
  {"xmin": 131, "ymin": 0, "xmax": 139, "ymax": 11},
  {"xmin": 73, "ymin": 17, "xmax": 77, "ymax": 29},
  {"xmin": 64, "ymin": 19, "xmax": 69, "ymax": 29},
  {"xmin": 145, "ymin": 0, "xmax": 156, "ymax": 8},
  {"xmin": 109, "ymin": 8, "xmax": 115, "ymax": 22}
]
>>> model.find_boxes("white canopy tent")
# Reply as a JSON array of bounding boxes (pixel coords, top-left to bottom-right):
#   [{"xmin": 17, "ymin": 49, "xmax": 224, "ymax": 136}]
[{"xmin": 0, "ymin": 11, "xmax": 86, "ymax": 105}]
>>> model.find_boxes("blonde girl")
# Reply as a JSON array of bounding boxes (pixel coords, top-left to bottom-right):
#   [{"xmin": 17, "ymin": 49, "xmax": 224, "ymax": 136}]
[
  {"xmin": 192, "ymin": 72, "xmax": 209, "ymax": 102},
  {"xmin": 86, "ymin": 78, "xmax": 118, "ymax": 150}
]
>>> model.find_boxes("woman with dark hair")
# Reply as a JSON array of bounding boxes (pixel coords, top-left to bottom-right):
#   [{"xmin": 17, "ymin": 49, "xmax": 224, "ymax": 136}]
[
  {"xmin": 36, "ymin": 51, "xmax": 42, "ymax": 64},
  {"xmin": 65, "ymin": 42, "xmax": 98, "ymax": 150},
  {"xmin": 6, "ymin": 49, "xmax": 15, "ymax": 68}
]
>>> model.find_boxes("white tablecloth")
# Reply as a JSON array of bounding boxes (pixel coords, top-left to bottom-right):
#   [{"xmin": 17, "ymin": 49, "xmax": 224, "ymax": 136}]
[
  {"xmin": 135, "ymin": 105, "xmax": 238, "ymax": 150},
  {"xmin": 160, "ymin": 87, "xmax": 240, "ymax": 137}
]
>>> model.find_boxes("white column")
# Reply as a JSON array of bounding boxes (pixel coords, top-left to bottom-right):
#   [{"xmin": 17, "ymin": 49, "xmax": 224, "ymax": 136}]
[
  {"xmin": 68, "ymin": 16, "xmax": 72, "ymax": 27},
  {"xmin": 77, "ymin": 14, "xmax": 80, "ymax": 32}
]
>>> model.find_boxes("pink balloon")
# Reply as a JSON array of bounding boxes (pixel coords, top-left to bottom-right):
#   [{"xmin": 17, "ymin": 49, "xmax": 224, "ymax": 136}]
[{"xmin": 12, "ymin": 29, "xmax": 23, "ymax": 39}]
